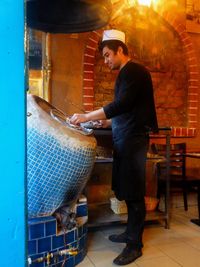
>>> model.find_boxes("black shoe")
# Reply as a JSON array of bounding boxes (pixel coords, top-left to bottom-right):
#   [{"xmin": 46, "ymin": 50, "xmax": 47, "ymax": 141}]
[
  {"xmin": 108, "ymin": 232, "xmax": 128, "ymax": 243},
  {"xmin": 113, "ymin": 245, "xmax": 142, "ymax": 266}
]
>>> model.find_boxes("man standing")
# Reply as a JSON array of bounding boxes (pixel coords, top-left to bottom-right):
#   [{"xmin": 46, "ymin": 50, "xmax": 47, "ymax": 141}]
[{"xmin": 70, "ymin": 29, "xmax": 158, "ymax": 265}]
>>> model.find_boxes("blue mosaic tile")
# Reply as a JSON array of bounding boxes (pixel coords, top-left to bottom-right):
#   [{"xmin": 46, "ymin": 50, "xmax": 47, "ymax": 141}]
[
  {"xmin": 30, "ymin": 260, "xmax": 45, "ymax": 267},
  {"xmin": 44, "ymin": 250, "xmax": 58, "ymax": 267},
  {"xmin": 51, "ymin": 264, "xmax": 62, "ymax": 267},
  {"xmin": 65, "ymin": 230, "xmax": 75, "ymax": 244},
  {"xmin": 83, "ymin": 225, "xmax": 87, "ymax": 235},
  {"xmin": 78, "ymin": 236, "xmax": 87, "ymax": 250},
  {"xmin": 57, "ymin": 251, "xmax": 69, "ymax": 263},
  {"xmin": 28, "ymin": 240, "xmax": 37, "ymax": 255},
  {"xmin": 76, "ymin": 204, "xmax": 87, "ymax": 217},
  {"xmin": 75, "ymin": 250, "xmax": 84, "ymax": 265},
  {"xmin": 45, "ymin": 220, "xmax": 56, "ymax": 236},
  {"xmin": 78, "ymin": 226, "xmax": 83, "ymax": 238},
  {"xmin": 65, "ymin": 256, "xmax": 75, "ymax": 267},
  {"xmin": 82, "ymin": 247, "xmax": 87, "ymax": 257},
  {"xmin": 52, "ymin": 234, "xmax": 65, "ymax": 249},
  {"xmin": 38, "ymin": 237, "xmax": 52, "ymax": 253},
  {"xmin": 29, "ymin": 253, "xmax": 45, "ymax": 267},
  {"xmin": 50, "ymin": 255, "xmax": 75, "ymax": 267},
  {"xmin": 28, "ymin": 216, "xmax": 55, "ymax": 225},
  {"xmin": 30, "ymin": 223, "xmax": 45, "ymax": 239},
  {"xmin": 27, "ymin": 202, "xmax": 88, "ymax": 267}
]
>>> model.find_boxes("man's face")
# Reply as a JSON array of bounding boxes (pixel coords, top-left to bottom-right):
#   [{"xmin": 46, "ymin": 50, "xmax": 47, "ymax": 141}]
[{"xmin": 102, "ymin": 46, "xmax": 121, "ymax": 70}]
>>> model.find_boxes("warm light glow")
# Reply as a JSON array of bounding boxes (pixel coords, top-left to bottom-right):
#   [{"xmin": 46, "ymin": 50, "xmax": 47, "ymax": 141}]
[
  {"xmin": 127, "ymin": 0, "xmax": 136, "ymax": 7},
  {"xmin": 138, "ymin": 0, "xmax": 152, "ymax": 7}
]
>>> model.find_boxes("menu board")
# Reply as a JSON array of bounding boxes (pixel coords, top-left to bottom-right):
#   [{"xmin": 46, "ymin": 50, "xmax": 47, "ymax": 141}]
[{"xmin": 28, "ymin": 30, "xmax": 42, "ymax": 70}]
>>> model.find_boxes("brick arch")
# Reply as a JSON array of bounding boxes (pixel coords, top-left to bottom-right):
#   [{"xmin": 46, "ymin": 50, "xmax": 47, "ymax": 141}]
[{"xmin": 82, "ymin": 13, "xmax": 199, "ymax": 137}]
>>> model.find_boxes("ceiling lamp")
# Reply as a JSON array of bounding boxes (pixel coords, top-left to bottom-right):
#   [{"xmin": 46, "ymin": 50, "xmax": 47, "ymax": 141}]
[{"xmin": 138, "ymin": 0, "xmax": 152, "ymax": 7}]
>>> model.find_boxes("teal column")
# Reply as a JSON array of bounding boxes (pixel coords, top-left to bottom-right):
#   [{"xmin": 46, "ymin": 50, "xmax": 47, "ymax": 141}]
[{"xmin": 0, "ymin": 1, "xmax": 26, "ymax": 266}]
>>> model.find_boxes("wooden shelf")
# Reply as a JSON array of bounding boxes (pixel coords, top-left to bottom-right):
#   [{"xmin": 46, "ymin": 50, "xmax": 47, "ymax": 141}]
[{"xmin": 87, "ymin": 203, "xmax": 168, "ymax": 230}]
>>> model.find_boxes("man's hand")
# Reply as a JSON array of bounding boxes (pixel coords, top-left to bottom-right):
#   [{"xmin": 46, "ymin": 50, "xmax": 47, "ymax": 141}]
[
  {"xmin": 99, "ymin": 119, "xmax": 112, "ymax": 128},
  {"xmin": 70, "ymin": 108, "xmax": 106, "ymax": 125},
  {"xmin": 69, "ymin": 113, "xmax": 88, "ymax": 125}
]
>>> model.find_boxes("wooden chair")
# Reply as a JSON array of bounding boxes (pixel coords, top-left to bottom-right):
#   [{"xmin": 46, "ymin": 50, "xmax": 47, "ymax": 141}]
[{"xmin": 151, "ymin": 142, "xmax": 189, "ymax": 211}]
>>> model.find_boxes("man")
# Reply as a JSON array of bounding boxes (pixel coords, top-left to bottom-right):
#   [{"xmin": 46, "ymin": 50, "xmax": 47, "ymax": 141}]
[{"xmin": 70, "ymin": 29, "xmax": 158, "ymax": 265}]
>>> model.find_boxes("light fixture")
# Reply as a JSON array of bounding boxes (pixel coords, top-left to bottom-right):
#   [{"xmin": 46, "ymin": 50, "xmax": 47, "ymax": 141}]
[
  {"xmin": 138, "ymin": 0, "xmax": 152, "ymax": 7},
  {"xmin": 126, "ymin": 0, "xmax": 152, "ymax": 8}
]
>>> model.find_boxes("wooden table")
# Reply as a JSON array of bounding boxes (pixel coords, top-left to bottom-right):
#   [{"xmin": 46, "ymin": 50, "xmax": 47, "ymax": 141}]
[{"xmin": 184, "ymin": 153, "xmax": 200, "ymax": 226}]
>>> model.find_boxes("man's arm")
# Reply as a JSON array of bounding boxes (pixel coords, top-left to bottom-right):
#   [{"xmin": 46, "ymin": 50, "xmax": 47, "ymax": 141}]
[{"xmin": 70, "ymin": 108, "xmax": 106, "ymax": 125}]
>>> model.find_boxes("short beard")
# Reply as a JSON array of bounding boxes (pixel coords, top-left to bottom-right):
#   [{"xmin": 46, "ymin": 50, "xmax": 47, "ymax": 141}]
[{"xmin": 111, "ymin": 64, "xmax": 120, "ymax": 70}]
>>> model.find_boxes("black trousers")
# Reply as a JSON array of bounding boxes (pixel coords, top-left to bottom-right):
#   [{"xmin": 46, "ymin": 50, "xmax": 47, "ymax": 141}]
[{"xmin": 125, "ymin": 198, "xmax": 146, "ymax": 249}]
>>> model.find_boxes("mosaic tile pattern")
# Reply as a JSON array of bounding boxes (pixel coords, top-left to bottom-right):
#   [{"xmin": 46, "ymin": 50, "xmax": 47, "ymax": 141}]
[
  {"xmin": 27, "ymin": 94, "xmax": 96, "ymax": 218},
  {"xmin": 28, "ymin": 200, "xmax": 88, "ymax": 267}
]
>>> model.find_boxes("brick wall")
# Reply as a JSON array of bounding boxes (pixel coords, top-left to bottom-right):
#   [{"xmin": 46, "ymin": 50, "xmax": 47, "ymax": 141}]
[{"xmin": 82, "ymin": 11, "xmax": 199, "ymax": 138}]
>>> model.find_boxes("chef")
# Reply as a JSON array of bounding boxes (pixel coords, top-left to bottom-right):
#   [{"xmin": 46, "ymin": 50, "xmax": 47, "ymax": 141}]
[{"xmin": 70, "ymin": 29, "xmax": 158, "ymax": 266}]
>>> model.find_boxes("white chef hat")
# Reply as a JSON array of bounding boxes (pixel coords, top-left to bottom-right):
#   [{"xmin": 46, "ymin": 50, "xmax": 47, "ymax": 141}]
[{"xmin": 102, "ymin": 29, "xmax": 125, "ymax": 44}]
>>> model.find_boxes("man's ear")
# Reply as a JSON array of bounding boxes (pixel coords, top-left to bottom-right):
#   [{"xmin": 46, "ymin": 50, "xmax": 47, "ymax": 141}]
[{"xmin": 118, "ymin": 46, "xmax": 123, "ymax": 55}]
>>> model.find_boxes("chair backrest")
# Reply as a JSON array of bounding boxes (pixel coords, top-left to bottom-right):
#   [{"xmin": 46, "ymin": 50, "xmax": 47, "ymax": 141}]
[{"xmin": 151, "ymin": 143, "xmax": 186, "ymax": 179}]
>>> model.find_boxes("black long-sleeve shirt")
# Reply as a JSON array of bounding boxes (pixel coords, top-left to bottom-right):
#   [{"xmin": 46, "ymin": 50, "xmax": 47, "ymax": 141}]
[{"xmin": 103, "ymin": 61, "xmax": 158, "ymax": 142}]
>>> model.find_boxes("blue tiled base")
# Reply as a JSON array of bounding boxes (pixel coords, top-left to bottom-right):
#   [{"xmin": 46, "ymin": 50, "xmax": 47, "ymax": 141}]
[{"xmin": 28, "ymin": 197, "xmax": 88, "ymax": 267}]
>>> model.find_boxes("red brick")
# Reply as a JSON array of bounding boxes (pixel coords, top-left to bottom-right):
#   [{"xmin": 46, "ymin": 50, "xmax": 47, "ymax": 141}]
[
  {"xmin": 83, "ymin": 72, "xmax": 94, "ymax": 80},
  {"xmin": 188, "ymin": 109, "xmax": 198, "ymax": 115},
  {"xmin": 188, "ymin": 65, "xmax": 198, "ymax": 72},
  {"xmin": 188, "ymin": 80, "xmax": 199, "ymax": 87},
  {"xmin": 84, "ymin": 55, "xmax": 95, "ymax": 64},
  {"xmin": 183, "ymin": 37, "xmax": 192, "ymax": 46},
  {"xmin": 83, "ymin": 88, "xmax": 94, "ymax": 96},
  {"xmin": 184, "ymin": 45, "xmax": 194, "ymax": 54},
  {"xmin": 187, "ymin": 58, "xmax": 198, "ymax": 66},
  {"xmin": 188, "ymin": 114, "xmax": 198, "ymax": 122},
  {"xmin": 188, "ymin": 128, "xmax": 197, "ymax": 136},
  {"xmin": 83, "ymin": 80, "xmax": 94, "ymax": 88},
  {"xmin": 175, "ymin": 24, "xmax": 185, "ymax": 33},
  {"xmin": 84, "ymin": 47, "xmax": 96, "ymax": 56},
  {"xmin": 83, "ymin": 64, "xmax": 94, "ymax": 72},
  {"xmin": 188, "ymin": 122, "xmax": 198, "ymax": 128},
  {"xmin": 188, "ymin": 102, "xmax": 198, "ymax": 108},
  {"xmin": 189, "ymin": 73, "xmax": 199, "ymax": 80},
  {"xmin": 83, "ymin": 104, "xmax": 94, "ymax": 111},
  {"xmin": 90, "ymin": 31, "xmax": 101, "ymax": 42},
  {"xmin": 180, "ymin": 31, "xmax": 189, "ymax": 40},
  {"xmin": 83, "ymin": 96, "xmax": 94, "ymax": 103}
]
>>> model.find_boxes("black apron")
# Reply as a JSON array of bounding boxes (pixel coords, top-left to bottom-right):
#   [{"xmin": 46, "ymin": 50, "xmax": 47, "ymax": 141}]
[{"xmin": 112, "ymin": 134, "xmax": 149, "ymax": 201}]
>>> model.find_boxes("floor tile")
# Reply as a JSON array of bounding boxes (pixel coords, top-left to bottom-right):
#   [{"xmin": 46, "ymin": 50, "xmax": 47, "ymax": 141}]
[
  {"xmin": 87, "ymin": 231, "xmax": 117, "ymax": 251},
  {"xmin": 136, "ymin": 256, "xmax": 182, "ymax": 267},
  {"xmin": 87, "ymin": 246, "xmax": 138, "ymax": 267},
  {"xmin": 76, "ymin": 255, "xmax": 94, "ymax": 267},
  {"xmin": 77, "ymin": 193, "xmax": 200, "ymax": 267},
  {"xmin": 137, "ymin": 245, "xmax": 166, "ymax": 260},
  {"xmin": 155, "ymin": 241, "xmax": 200, "ymax": 267}
]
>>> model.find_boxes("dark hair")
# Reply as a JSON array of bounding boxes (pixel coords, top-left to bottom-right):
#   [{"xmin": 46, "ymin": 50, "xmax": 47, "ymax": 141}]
[{"xmin": 98, "ymin": 40, "xmax": 128, "ymax": 55}]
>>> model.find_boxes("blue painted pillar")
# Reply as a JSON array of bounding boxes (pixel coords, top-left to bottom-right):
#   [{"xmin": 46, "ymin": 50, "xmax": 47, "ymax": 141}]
[{"xmin": 0, "ymin": 1, "xmax": 26, "ymax": 267}]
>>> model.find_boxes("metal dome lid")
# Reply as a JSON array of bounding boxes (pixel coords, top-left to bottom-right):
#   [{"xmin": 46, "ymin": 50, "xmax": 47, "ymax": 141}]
[{"xmin": 26, "ymin": 0, "xmax": 112, "ymax": 33}]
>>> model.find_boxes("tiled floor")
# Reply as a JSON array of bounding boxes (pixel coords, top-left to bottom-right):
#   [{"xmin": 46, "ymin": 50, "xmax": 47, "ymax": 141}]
[{"xmin": 77, "ymin": 194, "xmax": 200, "ymax": 267}]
